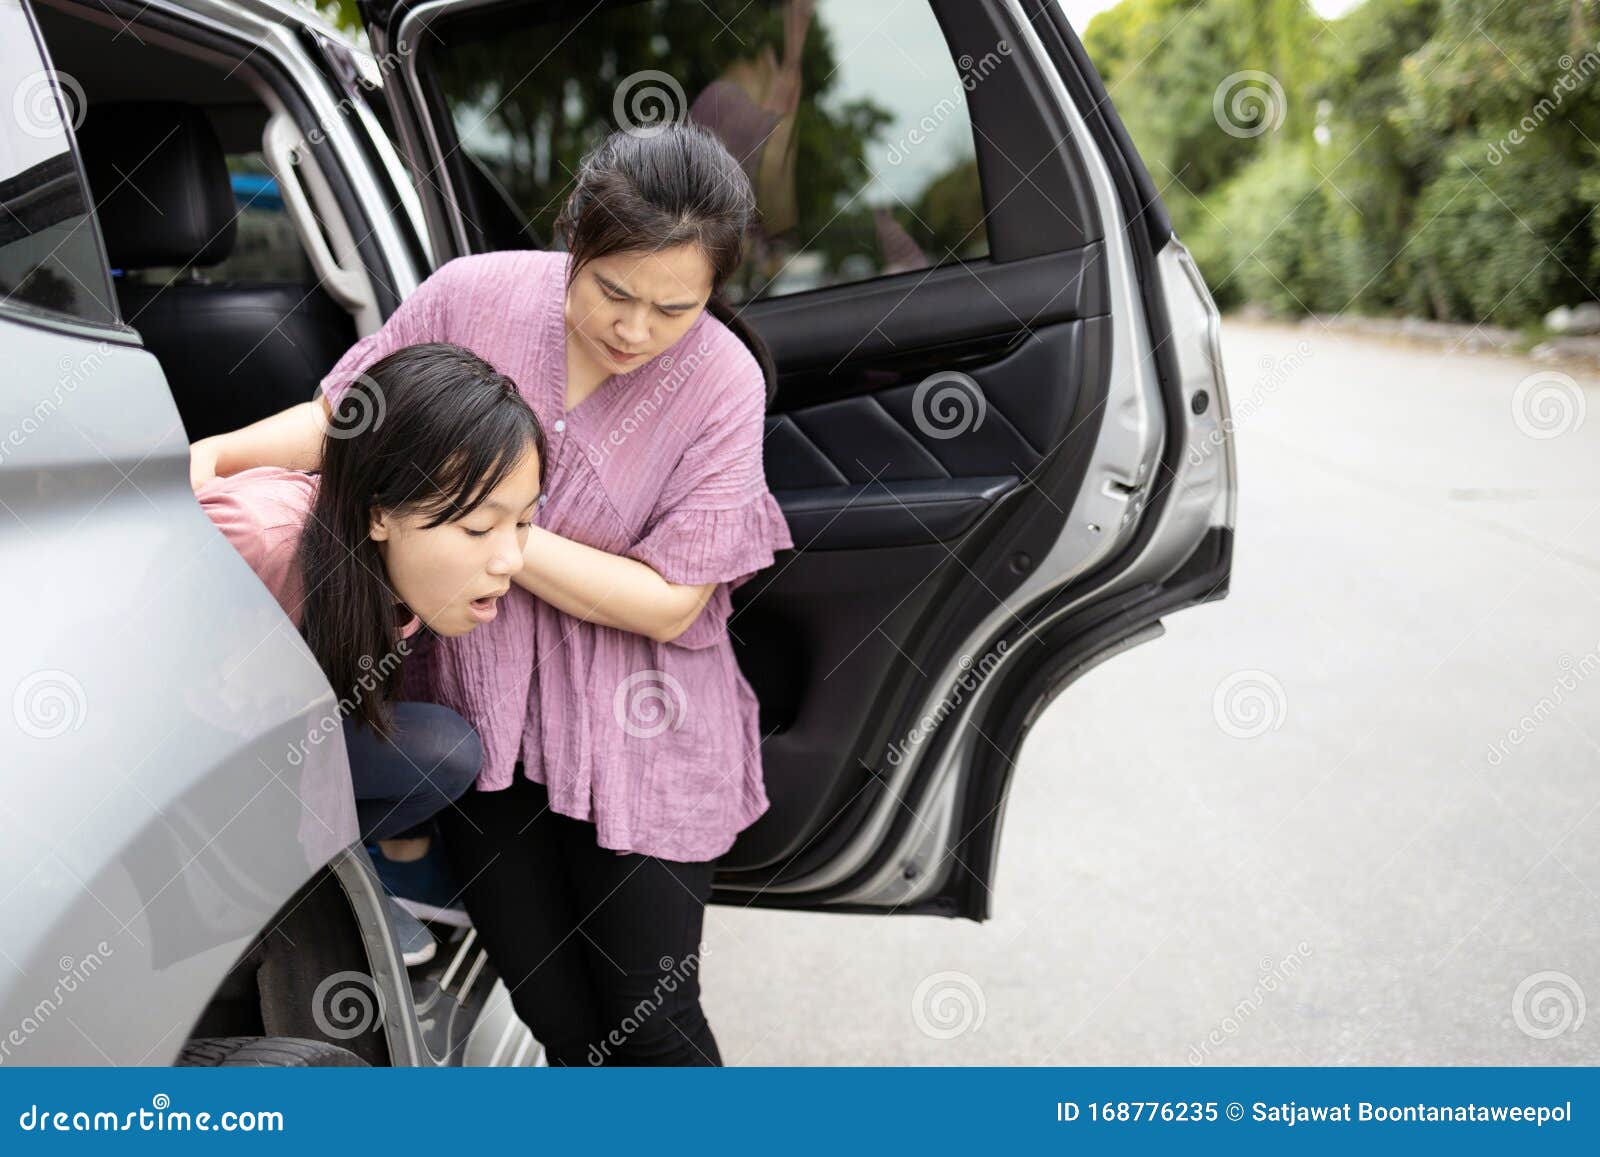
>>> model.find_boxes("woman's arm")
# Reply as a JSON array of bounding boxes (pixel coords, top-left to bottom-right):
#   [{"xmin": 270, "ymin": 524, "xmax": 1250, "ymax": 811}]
[
  {"xmin": 515, "ymin": 525, "xmax": 715, "ymax": 644},
  {"xmin": 188, "ymin": 395, "xmax": 331, "ymax": 491}
]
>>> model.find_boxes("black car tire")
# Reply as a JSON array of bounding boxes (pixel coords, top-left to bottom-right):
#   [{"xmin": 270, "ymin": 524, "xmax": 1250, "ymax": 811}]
[{"xmin": 177, "ymin": 1036, "xmax": 370, "ymax": 1067}]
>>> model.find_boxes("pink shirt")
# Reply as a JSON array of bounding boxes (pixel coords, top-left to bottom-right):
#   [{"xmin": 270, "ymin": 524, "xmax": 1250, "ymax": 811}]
[
  {"xmin": 195, "ymin": 466, "xmax": 420, "ymax": 639},
  {"xmin": 318, "ymin": 250, "xmax": 794, "ymax": 861}
]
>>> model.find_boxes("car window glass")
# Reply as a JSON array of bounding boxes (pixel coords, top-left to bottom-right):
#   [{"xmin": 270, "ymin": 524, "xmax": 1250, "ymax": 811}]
[
  {"xmin": 0, "ymin": 0, "xmax": 117, "ymax": 326},
  {"xmin": 427, "ymin": 0, "xmax": 989, "ymax": 301}
]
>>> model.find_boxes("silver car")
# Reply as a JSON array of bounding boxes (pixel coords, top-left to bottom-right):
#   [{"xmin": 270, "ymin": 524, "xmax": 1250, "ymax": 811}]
[{"xmin": 0, "ymin": 0, "xmax": 1235, "ymax": 1065}]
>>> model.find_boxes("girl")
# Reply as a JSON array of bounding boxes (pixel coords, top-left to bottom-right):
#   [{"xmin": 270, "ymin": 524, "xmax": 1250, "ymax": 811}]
[
  {"xmin": 196, "ymin": 342, "xmax": 547, "ymax": 964},
  {"xmin": 189, "ymin": 125, "xmax": 794, "ymax": 1065}
]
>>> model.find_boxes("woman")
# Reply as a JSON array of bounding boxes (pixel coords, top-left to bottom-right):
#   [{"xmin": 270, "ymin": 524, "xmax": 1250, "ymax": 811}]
[
  {"xmin": 189, "ymin": 125, "xmax": 794, "ymax": 1065},
  {"xmin": 196, "ymin": 342, "xmax": 547, "ymax": 964}
]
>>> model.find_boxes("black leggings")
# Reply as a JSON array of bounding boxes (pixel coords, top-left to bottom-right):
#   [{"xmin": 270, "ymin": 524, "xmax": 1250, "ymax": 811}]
[{"xmin": 436, "ymin": 772, "xmax": 722, "ymax": 1067}]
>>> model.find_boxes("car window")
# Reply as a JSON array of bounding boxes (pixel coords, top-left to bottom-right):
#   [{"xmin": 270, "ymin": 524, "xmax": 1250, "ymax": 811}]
[
  {"xmin": 427, "ymin": 0, "xmax": 989, "ymax": 302},
  {"xmin": 0, "ymin": 0, "xmax": 117, "ymax": 326}
]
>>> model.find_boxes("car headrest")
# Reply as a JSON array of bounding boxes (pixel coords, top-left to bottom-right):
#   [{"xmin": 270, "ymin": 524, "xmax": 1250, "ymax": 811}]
[{"xmin": 78, "ymin": 101, "xmax": 237, "ymax": 270}]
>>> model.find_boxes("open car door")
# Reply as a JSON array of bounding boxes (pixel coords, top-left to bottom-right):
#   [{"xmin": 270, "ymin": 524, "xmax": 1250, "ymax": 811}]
[{"xmin": 356, "ymin": 0, "xmax": 1236, "ymax": 920}]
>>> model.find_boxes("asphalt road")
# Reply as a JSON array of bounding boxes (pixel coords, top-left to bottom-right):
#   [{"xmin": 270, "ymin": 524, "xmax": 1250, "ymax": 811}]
[{"xmin": 701, "ymin": 320, "xmax": 1600, "ymax": 1065}]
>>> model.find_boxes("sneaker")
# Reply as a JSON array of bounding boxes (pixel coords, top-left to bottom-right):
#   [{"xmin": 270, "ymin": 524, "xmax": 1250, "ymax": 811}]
[
  {"xmin": 367, "ymin": 836, "xmax": 471, "ymax": 929},
  {"xmin": 386, "ymin": 895, "xmax": 437, "ymax": 967}
]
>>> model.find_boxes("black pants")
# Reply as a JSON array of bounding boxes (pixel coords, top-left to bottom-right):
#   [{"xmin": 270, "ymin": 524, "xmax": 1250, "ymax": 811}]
[{"xmin": 437, "ymin": 773, "xmax": 721, "ymax": 1067}]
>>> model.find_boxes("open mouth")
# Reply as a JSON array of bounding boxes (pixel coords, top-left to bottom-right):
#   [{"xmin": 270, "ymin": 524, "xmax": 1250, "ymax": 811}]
[{"xmin": 467, "ymin": 594, "xmax": 503, "ymax": 623}]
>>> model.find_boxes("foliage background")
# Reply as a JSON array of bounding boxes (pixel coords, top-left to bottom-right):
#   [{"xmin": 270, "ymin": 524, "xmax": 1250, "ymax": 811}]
[{"xmin": 1084, "ymin": 0, "xmax": 1600, "ymax": 324}]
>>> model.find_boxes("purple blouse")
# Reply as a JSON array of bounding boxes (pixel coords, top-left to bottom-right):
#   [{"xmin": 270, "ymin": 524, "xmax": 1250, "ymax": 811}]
[{"xmin": 318, "ymin": 250, "xmax": 793, "ymax": 862}]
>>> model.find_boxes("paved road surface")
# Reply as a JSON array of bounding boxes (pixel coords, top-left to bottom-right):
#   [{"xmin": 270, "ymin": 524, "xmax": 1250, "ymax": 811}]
[{"xmin": 703, "ymin": 320, "xmax": 1600, "ymax": 1066}]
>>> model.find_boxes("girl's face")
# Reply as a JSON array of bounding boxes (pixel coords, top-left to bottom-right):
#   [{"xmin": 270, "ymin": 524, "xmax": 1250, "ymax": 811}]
[
  {"xmin": 565, "ymin": 244, "xmax": 715, "ymax": 377},
  {"xmin": 368, "ymin": 447, "xmax": 544, "ymax": 636}
]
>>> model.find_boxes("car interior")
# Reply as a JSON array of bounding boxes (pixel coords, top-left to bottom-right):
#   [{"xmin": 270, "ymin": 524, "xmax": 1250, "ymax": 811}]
[
  {"xmin": 34, "ymin": 0, "xmax": 1145, "ymax": 919},
  {"xmin": 35, "ymin": 1, "xmax": 380, "ymax": 441}
]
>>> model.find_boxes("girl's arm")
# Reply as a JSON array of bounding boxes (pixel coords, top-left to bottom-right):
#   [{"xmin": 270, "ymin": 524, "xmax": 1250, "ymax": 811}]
[
  {"xmin": 515, "ymin": 525, "xmax": 715, "ymax": 644},
  {"xmin": 189, "ymin": 256, "xmax": 466, "ymax": 491},
  {"xmin": 188, "ymin": 395, "xmax": 332, "ymax": 491}
]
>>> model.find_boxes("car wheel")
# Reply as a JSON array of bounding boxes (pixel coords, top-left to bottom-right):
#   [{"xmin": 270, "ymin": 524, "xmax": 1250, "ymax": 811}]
[{"xmin": 178, "ymin": 1036, "xmax": 370, "ymax": 1067}]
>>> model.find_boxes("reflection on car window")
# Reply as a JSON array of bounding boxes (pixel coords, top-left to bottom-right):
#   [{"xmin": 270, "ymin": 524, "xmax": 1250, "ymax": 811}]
[
  {"xmin": 0, "ymin": 0, "xmax": 116, "ymax": 326},
  {"xmin": 431, "ymin": 0, "xmax": 988, "ymax": 301}
]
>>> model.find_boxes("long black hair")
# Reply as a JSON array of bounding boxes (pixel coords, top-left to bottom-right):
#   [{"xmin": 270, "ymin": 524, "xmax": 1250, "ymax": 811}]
[
  {"xmin": 553, "ymin": 123, "xmax": 777, "ymax": 401},
  {"xmin": 298, "ymin": 342, "xmax": 546, "ymax": 739}
]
